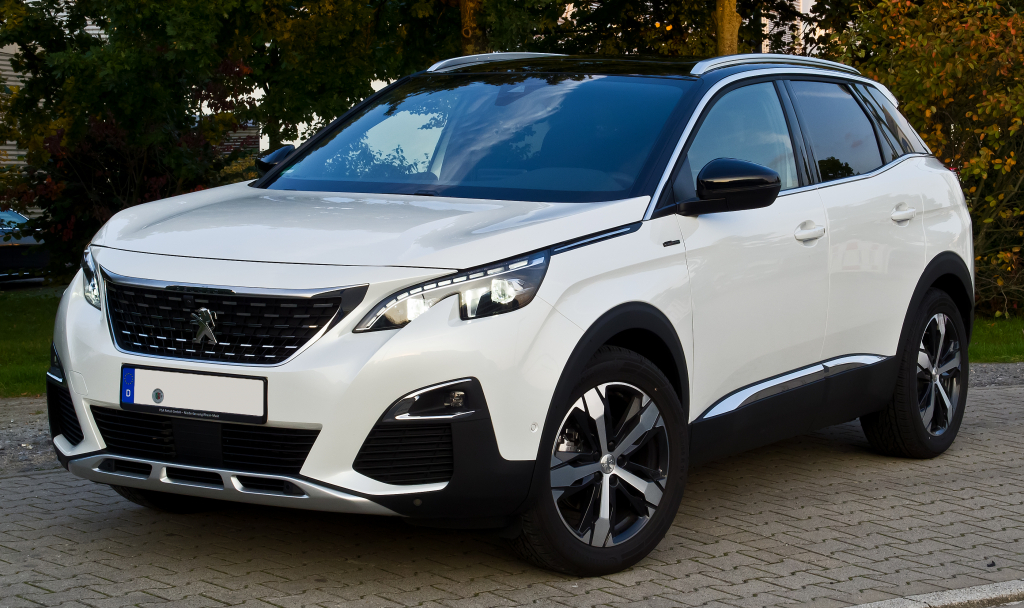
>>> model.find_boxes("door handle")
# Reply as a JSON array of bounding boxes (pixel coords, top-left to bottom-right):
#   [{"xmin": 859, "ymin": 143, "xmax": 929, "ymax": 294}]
[
  {"xmin": 891, "ymin": 206, "xmax": 917, "ymax": 222},
  {"xmin": 794, "ymin": 223, "xmax": 826, "ymax": 242}
]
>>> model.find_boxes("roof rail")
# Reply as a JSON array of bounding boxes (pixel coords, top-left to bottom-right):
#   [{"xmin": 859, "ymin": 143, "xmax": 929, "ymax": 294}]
[
  {"xmin": 689, "ymin": 54, "xmax": 860, "ymax": 77},
  {"xmin": 426, "ymin": 52, "xmax": 566, "ymax": 73}
]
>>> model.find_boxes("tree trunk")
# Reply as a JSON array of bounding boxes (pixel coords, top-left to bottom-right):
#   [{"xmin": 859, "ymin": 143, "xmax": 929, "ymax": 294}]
[
  {"xmin": 460, "ymin": 0, "xmax": 488, "ymax": 56},
  {"xmin": 716, "ymin": 0, "xmax": 742, "ymax": 56}
]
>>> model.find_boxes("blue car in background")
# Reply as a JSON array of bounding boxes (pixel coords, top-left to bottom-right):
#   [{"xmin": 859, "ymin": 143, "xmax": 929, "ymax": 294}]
[{"xmin": 1, "ymin": 209, "xmax": 48, "ymax": 282}]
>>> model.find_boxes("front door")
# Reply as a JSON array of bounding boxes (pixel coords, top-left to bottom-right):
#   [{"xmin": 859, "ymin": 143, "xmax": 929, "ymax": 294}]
[{"xmin": 674, "ymin": 81, "xmax": 830, "ymax": 425}]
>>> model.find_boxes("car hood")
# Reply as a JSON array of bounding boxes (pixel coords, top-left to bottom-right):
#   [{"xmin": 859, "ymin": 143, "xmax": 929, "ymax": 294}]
[{"xmin": 92, "ymin": 182, "xmax": 651, "ymax": 269}]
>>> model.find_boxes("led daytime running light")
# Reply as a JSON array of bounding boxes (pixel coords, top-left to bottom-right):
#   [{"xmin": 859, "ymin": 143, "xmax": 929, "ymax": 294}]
[{"xmin": 356, "ymin": 251, "xmax": 549, "ymax": 332}]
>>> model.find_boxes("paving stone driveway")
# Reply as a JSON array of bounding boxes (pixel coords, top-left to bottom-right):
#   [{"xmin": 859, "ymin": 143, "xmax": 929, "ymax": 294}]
[{"xmin": 2, "ymin": 385, "xmax": 1023, "ymax": 608}]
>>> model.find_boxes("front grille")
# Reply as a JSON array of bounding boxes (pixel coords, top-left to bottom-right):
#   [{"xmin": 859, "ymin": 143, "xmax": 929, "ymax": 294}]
[
  {"xmin": 353, "ymin": 423, "xmax": 454, "ymax": 485},
  {"xmin": 105, "ymin": 281, "xmax": 347, "ymax": 364},
  {"xmin": 222, "ymin": 425, "xmax": 320, "ymax": 475},
  {"xmin": 91, "ymin": 406, "xmax": 319, "ymax": 475},
  {"xmin": 47, "ymin": 380, "xmax": 84, "ymax": 446}
]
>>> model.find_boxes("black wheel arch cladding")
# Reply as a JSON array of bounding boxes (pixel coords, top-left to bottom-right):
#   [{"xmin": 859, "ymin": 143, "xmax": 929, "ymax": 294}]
[{"xmin": 523, "ymin": 302, "xmax": 690, "ymax": 512}]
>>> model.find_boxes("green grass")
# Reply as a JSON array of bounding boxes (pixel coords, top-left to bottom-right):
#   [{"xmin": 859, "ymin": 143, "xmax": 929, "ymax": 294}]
[
  {"xmin": 0, "ymin": 284, "xmax": 1021, "ymax": 399},
  {"xmin": 0, "ymin": 284, "xmax": 64, "ymax": 398},
  {"xmin": 970, "ymin": 316, "xmax": 1024, "ymax": 363}
]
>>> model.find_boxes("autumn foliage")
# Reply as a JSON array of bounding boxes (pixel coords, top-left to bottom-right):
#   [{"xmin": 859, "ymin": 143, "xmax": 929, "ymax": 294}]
[{"xmin": 836, "ymin": 0, "xmax": 1024, "ymax": 316}]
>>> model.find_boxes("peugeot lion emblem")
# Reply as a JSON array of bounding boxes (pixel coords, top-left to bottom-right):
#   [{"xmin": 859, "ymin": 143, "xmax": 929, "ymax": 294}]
[{"xmin": 191, "ymin": 307, "xmax": 218, "ymax": 345}]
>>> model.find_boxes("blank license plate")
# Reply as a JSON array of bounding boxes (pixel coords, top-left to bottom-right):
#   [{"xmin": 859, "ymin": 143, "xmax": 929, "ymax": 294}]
[{"xmin": 120, "ymin": 365, "xmax": 267, "ymax": 424}]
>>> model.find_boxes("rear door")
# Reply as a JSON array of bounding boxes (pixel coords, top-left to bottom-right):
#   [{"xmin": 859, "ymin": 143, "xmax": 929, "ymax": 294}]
[{"xmin": 786, "ymin": 80, "xmax": 927, "ymax": 362}]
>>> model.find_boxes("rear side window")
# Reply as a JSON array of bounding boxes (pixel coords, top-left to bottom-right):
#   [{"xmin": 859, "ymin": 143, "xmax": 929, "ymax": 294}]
[
  {"xmin": 789, "ymin": 81, "xmax": 883, "ymax": 182},
  {"xmin": 855, "ymin": 84, "xmax": 931, "ymax": 157},
  {"xmin": 682, "ymin": 82, "xmax": 799, "ymax": 193}
]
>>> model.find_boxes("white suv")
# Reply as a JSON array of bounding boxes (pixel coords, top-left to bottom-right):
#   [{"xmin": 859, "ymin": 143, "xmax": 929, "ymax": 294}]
[{"xmin": 51, "ymin": 53, "xmax": 973, "ymax": 575}]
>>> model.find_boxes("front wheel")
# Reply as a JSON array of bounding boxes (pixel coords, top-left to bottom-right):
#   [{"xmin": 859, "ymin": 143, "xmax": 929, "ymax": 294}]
[{"xmin": 509, "ymin": 346, "xmax": 688, "ymax": 576}]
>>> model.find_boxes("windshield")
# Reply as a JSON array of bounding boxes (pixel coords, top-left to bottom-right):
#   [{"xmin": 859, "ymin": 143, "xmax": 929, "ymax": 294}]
[
  {"xmin": 0, "ymin": 210, "xmax": 26, "ymax": 230},
  {"xmin": 264, "ymin": 74, "xmax": 694, "ymax": 202}
]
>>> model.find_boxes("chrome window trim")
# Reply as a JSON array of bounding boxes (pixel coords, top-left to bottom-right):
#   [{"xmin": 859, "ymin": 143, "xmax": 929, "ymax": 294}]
[
  {"xmin": 813, "ymin": 153, "xmax": 932, "ymax": 192},
  {"xmin": 101, "ymin": 268, "xmax": 364, "ymax": 368},
  {"xmin": 699, "ymin": 354, "xmax": 888, "ymax": 420},
  {"xmin": 643, "ymin": 67, "xmax": 903, "ymax": 221},
  {"xmin": 690, "ymin": 54, "xmax": 861, "ymax": 77}
]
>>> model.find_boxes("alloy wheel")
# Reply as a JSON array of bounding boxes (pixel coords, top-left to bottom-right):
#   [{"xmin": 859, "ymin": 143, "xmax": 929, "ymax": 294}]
[
  {"xmin": 916, "ymin": 313, "xmax": 962, "ymax": 436},
  {"xmin": 549, "ymin": 382, "xmax": 670, "ymax": 547}
]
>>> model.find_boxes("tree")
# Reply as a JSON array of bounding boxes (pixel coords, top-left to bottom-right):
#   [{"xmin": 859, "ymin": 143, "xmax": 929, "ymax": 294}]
[
  {"xmin": 836, "ymin": 0, "xmax": 1024, "ymax": 315},
  {"xmin": 0, "ymin": 0, "xmax": 252, "ymax": 267}
]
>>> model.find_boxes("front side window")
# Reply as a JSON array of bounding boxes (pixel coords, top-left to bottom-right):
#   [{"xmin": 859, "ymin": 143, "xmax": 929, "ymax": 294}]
[
  {"xmin": 681, "ymin": 82, "xmax": 799, "ymax": 195},
  {"xmin": 789, "ymin": 81, "xmax": 883, "ymax": 182},
  {"xmin": 265, "ymin": 74, "xmax": 694, "ymax": 203}
]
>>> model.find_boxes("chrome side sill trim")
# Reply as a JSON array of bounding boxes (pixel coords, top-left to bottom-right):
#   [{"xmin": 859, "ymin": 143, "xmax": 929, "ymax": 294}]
[
  {"xmin": 68, "ymin": 454, "xmax": 399, "ymax": 516},
  {"xmin": 700, "ymin": 354, "xmax": 888, "ymax": 420}
]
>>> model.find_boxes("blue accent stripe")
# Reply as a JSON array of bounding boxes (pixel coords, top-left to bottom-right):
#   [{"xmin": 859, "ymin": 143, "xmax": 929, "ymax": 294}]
[{"xmin": 121, "ymin": 368, "xmax": 135, "ymax": 404}]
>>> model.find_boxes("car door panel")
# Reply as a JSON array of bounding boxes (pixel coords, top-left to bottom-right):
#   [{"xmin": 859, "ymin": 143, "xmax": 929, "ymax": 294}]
[
  {"xmin": 679, "ymin": 188, "xmax": 829, "ymax": 420},
  {"xmin": 818, "ymin": 161, "xmax": 926, "ymax": 359}
]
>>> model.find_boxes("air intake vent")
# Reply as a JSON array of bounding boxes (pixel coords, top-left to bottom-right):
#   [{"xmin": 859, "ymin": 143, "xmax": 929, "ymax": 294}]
[
  {"xmin": 104, "ymin": 281, "xmax": 352, "ymax": 364},
  {"xmin": 91, "ymin": 407, "xmax": 174, "ymax": 459},
  {"xmin": 353, "ymin": 423, "xmax": 454, "ymax": 485},
  {"xmin": 47, "ymin": 378, "xmax": 84, "ymax": 446},
  {"xmin": 91, "ymin": 407, "xmax": 319, "ymax": 475}
]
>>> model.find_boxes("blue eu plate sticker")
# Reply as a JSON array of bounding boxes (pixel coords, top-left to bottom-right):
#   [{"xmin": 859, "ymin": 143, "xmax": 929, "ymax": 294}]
[{"xmin": 122, "ymin": 368, "xmax": 135, "ymax": 404}]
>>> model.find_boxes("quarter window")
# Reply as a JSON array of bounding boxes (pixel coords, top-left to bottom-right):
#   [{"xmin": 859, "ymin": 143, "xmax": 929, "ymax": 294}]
[
  {"xmin": 789, "ymin": 81, "xmax": 883, "ymax": 182},
  {"xmin": 855, "ymin": 84, "xmax": 930, "ymax": 158},
  {"xmin": 682, "ymin": 82, "xmax": 799, "ymax": 194}
]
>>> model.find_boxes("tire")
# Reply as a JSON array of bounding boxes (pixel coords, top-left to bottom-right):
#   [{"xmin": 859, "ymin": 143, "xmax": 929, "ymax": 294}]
[
  {"xmin": 861, "ymin": 288, "xmax": 969, "ymax": 458},
  {"xmin": 109, "ymin": 484, "xmax": 217, "ymax": 513},
  {"xmin": 509, "ymin": 346, "xmax": 688, "ymax": 576}
]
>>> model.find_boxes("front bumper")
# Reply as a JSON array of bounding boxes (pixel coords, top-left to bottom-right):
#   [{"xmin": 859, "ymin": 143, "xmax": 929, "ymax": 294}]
[{"xmin": 53, "ymin": 250, "xmax": 583, "ymax": 519}]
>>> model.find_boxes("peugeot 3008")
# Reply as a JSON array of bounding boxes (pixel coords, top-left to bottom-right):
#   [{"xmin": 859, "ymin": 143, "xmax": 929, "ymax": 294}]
[{"xmin": 51, "ymin": 53, "xmax": 973, "ymax": 575}]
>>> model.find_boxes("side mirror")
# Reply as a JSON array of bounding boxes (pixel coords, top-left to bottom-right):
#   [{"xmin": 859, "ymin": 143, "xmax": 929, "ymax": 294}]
[
  {"xmin": 255, "ymin": 144, "xmax": 296, "ymax": 176},
  {"xmin": 677, "ymin": 158, "xmax": 781, "ymax": 216}
]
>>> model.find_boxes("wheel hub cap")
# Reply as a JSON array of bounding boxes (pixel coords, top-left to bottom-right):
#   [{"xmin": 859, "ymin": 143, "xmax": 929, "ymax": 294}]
[
  {"xmin": 917, "ymin": 312, "xmax": 962, "ymax": 436},
  {"xmin": 549, "ymin": 382, "xmax": 670, "ymax": 547}
]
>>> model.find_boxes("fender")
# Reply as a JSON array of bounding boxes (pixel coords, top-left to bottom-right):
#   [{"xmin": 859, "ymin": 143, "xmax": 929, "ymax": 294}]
[
  {"xmin": 519, "ymin": 302, "xmax": 690, "ymax": 513},
  {"xmin": 899, "ymin": 252, "xmax": 975, "ymax": 354}
]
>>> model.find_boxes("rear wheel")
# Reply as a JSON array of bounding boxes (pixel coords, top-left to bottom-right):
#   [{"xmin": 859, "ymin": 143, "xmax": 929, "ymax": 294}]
[
  {"xmin": 109, "ymin": 485, "xmax": 217, "ymax": 513},
  {"xmin": 509, "ymin": 347, "xmax": 687, "ymax": 576},
  {"xmin": 861, "ymin": 289, "xmax": 968, "ymax": 458}
]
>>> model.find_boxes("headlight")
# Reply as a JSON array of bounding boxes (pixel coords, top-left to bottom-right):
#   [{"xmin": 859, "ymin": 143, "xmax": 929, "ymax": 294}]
[
  {"xmin": 82, "ymin": 246, "xmax": 101, "ymax": 309},
  {"xmin": 355, "ymin": 250, "xmax": 549, "ymax": 332}
]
